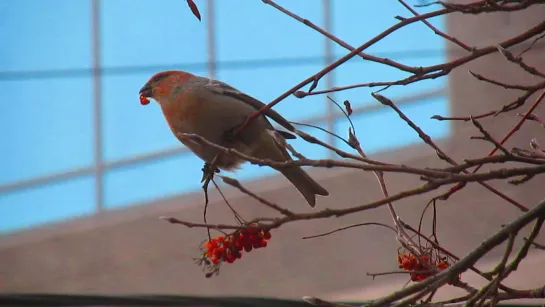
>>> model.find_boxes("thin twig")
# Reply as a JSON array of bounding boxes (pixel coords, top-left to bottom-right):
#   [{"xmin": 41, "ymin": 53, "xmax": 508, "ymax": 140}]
[
  {"xmin": 431, "ymin": 79, "xmax": 545, "ymax": 121},
  {"xmin": 262, "ymin": 0, "xmax": 421, "ymax": 74},
  {"xmin": 470, "ymin": 117, "xmax": 512, "ymax": 156},
  {"xmin": 445, "ymin": 88, "xmax": 545, "ymax": 201},
  {"xmin": 178, "ymin": 133, "xmax": 452, "ymax": 178},
  {"xmin": 159, "ymin": 217, "xmax": 247, "ymax": 230},
  {"xmin": 296, "ymin": 21, "xmax": 545, "ymax": 99},
  {"xmin": 524, "ymin": 237, "xmax": 545, "ymax": 250},
  {"xmin": 218, "ymin": 175, "xmax": 296, "ymax": 217},
  {"xmin": 373, "ymin": 92, "xmax": 529, "ymax": 211},
  {"xmin": 518, "ymin": 32, "xmax": 545, "ymax": 57},
  {"xmin": 402, "ymin": 222, "xmax": 516, "ymax": 292},
  {"xmin": 497, "ymin": 45, "xmax": 545, "ymax": 79},
  {"xmin": 397, "ymin": 0, "xmax": 475, "ymax": 51},
  {"xmin": 240, "ymin": 9, "xmax": 545, "ymax": 133},
  {"xmin": 366, "ymin": 270, "xmax": 428, "ymax": 279},
  {"xmin": 302, "ymin": 222, "xmax": 397, "ymax": 239},
  {"xmin": 469, "ymin": 70, "xmax": 533, "ymax": 90},
  {"xmin": 370, "ymin": 198, "xmax": 545, "ymax": 307},
  {"xmin": 211, "ymin": 178, "xmax": 245, "ymax": 224},
  {"xmin": 502, "ymin": 217, "xmax": 545, "ymax": 278}
]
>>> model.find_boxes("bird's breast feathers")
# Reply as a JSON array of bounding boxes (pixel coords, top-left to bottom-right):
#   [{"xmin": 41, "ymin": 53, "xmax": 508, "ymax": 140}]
[{"xmin": 160, "ymin": 91, "xmax": 203, "ymax": 132}]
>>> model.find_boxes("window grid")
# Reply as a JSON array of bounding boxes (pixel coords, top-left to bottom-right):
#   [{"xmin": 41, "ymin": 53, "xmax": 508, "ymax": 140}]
[
  {"xmin": 0, "ymin": 0, "xmax": 448, "ymax": 231},
  {"xmin": 92, "ymin": 0, "xmax": 104, "ymax": 212}
]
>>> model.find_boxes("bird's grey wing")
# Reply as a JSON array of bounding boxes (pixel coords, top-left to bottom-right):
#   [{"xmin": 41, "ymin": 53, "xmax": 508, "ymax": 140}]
[{"xmin": 202, "ymin": 78, "xmax": 297, "ymax": 139}]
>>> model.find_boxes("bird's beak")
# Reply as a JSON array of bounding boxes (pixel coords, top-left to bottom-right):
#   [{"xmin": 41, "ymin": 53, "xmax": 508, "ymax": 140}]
[
  {"xmin": 139, "ymin": 84, "xmax": 153, "ymax": 98},
  {"xmin": 139, "ymin": 84, "xmax": 153, "ymax": 105}
]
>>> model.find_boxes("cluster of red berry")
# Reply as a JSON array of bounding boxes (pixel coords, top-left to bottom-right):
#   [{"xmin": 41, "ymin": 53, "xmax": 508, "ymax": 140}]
[
  {"xmin": 204, "ymin": 227, "xmax": 272, "ymax": 265},
  {"xmin": 397, "ymin": 253, "xmax": 450, "ymax": 282}
]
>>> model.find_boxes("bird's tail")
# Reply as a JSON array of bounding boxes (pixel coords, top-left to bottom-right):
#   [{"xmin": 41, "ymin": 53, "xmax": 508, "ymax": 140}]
[
  {"xmin": 250, "ymin": 130, "xmax": 329, "ymax": 207},
  {"xmin": 278, "ymin": 167, "xmax": 329, "ymax": 207}
]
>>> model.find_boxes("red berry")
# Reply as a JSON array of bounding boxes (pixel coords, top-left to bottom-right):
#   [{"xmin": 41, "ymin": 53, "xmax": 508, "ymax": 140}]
[
  {"xmin": 244, "ymin": 245, "xmax": 253, "ymax": 252},
  {"xmin": 263, "ymin": 230, "xmax": 271, "ymax": 240},
  {"xmin": 214, "ymin": 247, "xmax": 225, "ymax": 258},
  {"xmin": 139, "ymin": 95, "xmax": 150, "ymax": 105},
  {"xmin": 226, "ymin": 256, "xmax": 235, "ymax": 264},
  {"xmin": 438, "ymin": 262, "xmax": 449, "ymax": 270}
]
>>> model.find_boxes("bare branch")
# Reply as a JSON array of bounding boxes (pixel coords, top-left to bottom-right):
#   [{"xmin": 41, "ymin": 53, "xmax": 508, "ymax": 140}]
[
  {"xmin": 469, "ymin": 70, "xmax": 534, "ymax": 90},
  {"xmin": 373, "ymin": 92, "xmax": 529, "ymax": 211},
  {"xmin": 497, "ymin": 45, "xmax": 545, "ymax": 79},
  {"xmin": 262, "ymin": 0, "xmax": 421, "ymax": 75},
  {"xmin": 470, "ymin": 117, "xmax": 512, "ymax": 156},
  {"xmin": 302, "ymin": 222, "xmax": 397, "ymax": 240},
  {"xmin": 370, "ymin": 197, "xmax": 545, "ymax": 307},
  {"xmin": 397, "ymin": 0, "xmax": 475, "ymax": 51},
  {"xmin": 219, "ymin": 175, "xmax": 296, "ymax": 217}
]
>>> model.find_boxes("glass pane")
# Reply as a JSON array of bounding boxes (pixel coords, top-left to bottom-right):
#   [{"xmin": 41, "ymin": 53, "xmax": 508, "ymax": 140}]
[
  {"xmin": 100, "ymin": 72, "xmax": 199, "ymax": 162},
  {"xmin": 331, "ymin": 0, "xmax": 446, "ymax": 55},
  {"xmin": 334, "ymin": 95, "xmax": 450, "ymax": 155},
  {"xmin": 0, "ymin": 77, "xmax": 94, "ymax": 185},
  {"xmin": 216, "ymin": 0, "xmax": 324, "ymax": 62},
  {"xmin": 216, "ymin": 64, "xmax": 328, "ymax": 123},
  {"xmin": 100, "ymin": 0, "xmax": 208, "ymax": 68},
  {"xmin": 103, "ymin": 153, "xmax": 204, "ymax": 209},
  {"xmin": 0, "ymin": 175, "xmax": 96, "ymax": 234},
  {"xmin": 0, "ymin": 0, "xmax": 92, "ymax": 72}
]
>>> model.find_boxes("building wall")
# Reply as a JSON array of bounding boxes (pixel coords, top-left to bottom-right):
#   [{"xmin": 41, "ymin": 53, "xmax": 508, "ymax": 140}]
[{"xmin": 1, "ymin": 1, "xmax": 545, "ymax": 300}]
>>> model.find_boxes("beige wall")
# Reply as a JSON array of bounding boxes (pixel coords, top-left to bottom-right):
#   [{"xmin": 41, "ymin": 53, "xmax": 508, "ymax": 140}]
[{"xmin": 1, "ymin": 4, "xmax": 544, "ymax": 301}]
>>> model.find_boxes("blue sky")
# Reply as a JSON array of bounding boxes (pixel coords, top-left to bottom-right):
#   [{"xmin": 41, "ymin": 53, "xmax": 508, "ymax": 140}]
[{"xmin": 0, "ymin": 0, "xmax": 449, "ymax": 233}]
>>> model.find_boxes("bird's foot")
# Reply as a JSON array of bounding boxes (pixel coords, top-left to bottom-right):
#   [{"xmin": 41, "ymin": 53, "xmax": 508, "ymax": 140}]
[{"xmin": 201, "ymin": 162, "xmax": 220, "ymax": 183}]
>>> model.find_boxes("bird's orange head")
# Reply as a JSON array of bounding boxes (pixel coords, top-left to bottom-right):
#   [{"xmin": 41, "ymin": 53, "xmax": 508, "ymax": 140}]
[{"xmin": 139, "ymin": 70, "xmax": 194, "ymax": 105}]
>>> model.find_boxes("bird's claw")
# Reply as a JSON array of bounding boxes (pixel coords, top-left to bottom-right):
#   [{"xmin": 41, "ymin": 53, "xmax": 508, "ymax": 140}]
[{"xmin": 200, "ymin": 162, "xmax": 220, "ymax": 183}]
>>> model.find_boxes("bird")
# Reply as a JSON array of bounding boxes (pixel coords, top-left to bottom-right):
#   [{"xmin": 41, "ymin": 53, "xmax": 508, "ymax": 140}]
[{"xmin": 138, "ymin": 70, "xmax": 329, "ymax": 207}]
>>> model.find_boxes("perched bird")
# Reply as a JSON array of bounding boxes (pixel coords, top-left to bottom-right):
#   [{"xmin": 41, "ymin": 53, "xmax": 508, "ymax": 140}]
[{"xmin": 139, "ymin": 70, "xmax": 329, "ymax": 207}]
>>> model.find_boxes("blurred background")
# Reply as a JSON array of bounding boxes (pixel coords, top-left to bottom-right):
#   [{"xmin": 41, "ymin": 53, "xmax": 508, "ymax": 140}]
[{"xmin": 0, "ymin": 0, "xmax": 544, "ymax": 302}]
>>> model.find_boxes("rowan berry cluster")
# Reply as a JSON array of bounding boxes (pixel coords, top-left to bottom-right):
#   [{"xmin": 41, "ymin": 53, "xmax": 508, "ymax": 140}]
[
  {"xmin": 204, "ymin": 227, "xmax": 271, "ymax": 265},
  {"xmin": 196, "ymin": 226, "xmax": 272, "ymax": 277},
  {"xmin": 397, "ymin": 252, "xmax": 451, "ymax": 282}
]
